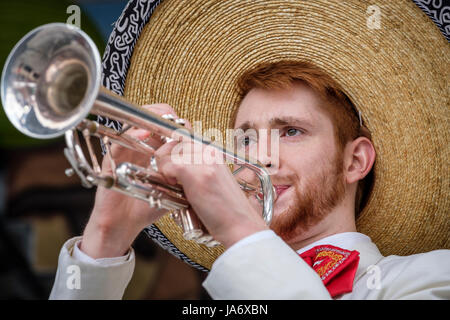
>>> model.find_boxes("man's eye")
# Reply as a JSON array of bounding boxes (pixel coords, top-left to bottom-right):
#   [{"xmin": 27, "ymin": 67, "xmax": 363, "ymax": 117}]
[
  {"xmin": 284, "ymin": 128, "xmax": 302, "ymax": 137},
  {"xmin": 237, "ymin": 135, "xmax": 257, "ymax": 147}
]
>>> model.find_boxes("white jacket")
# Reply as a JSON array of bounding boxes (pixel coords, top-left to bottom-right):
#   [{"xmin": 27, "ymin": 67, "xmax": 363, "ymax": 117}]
[{"xmin": 49, "ymin": 231, "xmax": 450, "ymax": 299}]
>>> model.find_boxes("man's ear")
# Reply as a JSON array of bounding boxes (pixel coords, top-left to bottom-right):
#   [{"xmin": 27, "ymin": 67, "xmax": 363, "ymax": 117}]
[{"xmin": 344, "ymin": 137, "xmax": 376, "ymax": 184}]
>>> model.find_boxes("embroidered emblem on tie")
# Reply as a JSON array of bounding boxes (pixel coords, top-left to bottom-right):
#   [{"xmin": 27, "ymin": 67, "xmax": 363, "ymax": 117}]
[{"xmin": 300, "ymin": 245, "xmax": 360, "ymax": 298}]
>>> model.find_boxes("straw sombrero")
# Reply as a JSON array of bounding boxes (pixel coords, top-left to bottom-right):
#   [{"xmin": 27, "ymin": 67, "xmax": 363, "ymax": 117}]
[{"xmin": 99, "ymin": 0, "xmax": 449, "ymax": 271}]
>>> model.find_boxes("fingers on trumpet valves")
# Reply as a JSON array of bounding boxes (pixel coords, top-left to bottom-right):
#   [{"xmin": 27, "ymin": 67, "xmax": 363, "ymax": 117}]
[
  {"xmin": 160, "ymin": 113, "xmax": 190, "ymax": 143},
  {"xmin": 147, "ymin": 154, "xmax": 178, "ymax": 186}
]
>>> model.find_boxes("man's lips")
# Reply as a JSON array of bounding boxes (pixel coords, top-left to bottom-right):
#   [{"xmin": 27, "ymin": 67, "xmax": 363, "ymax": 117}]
[
  {"xmin": 274, "ymin": 185, "xmax": 291, "ymax": 198},
  {"xmin": 256, "ymin": 185, "xmax": 291, "ymax": 201}
]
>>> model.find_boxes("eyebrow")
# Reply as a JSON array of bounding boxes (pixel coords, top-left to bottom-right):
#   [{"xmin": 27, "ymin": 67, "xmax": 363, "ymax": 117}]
[{"xmin": 236, "ymin": 116, "xmax": 313, "ymax": 131}]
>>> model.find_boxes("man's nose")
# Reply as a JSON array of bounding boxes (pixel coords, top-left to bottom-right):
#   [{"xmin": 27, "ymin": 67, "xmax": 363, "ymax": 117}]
[
  {"xmin": 256, "ymin": 132, "xmax": 279, "ymax": 174},
  {"xmin": 259, "ymin": 154, "xmax": 279, "ymax": 174}
]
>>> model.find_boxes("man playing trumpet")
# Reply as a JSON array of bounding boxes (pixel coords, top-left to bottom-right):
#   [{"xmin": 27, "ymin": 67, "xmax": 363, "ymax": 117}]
[{"xmin": 50, "ymin": 60, "xmax": 450, "ymax": 299}]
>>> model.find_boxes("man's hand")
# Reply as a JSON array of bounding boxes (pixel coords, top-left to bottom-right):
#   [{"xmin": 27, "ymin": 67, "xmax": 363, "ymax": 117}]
[
  {"xmin": 80, "ymin": 104, "xmax": 182, "ymax": 258},
  {"xmin": 153, "ymin": 139, "xmax": 269, "ymax": 249}
]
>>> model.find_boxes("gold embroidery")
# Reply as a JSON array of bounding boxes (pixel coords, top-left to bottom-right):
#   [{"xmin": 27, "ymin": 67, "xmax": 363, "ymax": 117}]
[{"xmin": 314, "ymin": 250, "xmax": 347, "ymax": 278}]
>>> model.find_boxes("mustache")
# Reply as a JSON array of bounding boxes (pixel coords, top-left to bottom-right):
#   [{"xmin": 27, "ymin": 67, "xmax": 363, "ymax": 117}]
[{"xmin": 270, "ymin": 172, "xmax": 301, "ymax": 187}]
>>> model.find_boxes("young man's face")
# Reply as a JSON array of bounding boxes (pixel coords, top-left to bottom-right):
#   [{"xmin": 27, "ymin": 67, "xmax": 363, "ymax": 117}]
[{"xmin": 234, "ymin": 82, "xmax": 347, "ymax": 243}]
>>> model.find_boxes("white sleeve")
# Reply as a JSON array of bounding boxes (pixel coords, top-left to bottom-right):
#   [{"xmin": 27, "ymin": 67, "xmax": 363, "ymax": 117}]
[
  {"xmin": 72, "ymin": 239, "xmax": 130, "ymax": 266},
  {"xmin": 202, "ymin": 230, "xmax": 331, "ymax": 299},
  {"xmin": 49, "ymin": 236, "xmax": 135, "ymax": 300}
]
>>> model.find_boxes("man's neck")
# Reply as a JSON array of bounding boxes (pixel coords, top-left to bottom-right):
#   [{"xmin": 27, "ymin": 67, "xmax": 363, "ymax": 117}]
[{"xmin": 284, "ymin": 201, "xmax": 357, "ymax": 252}]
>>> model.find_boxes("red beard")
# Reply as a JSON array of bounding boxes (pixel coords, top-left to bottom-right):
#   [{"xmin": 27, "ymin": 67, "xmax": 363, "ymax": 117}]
[{"xmin": 270, "ymin": 150, "xmax": 346, "ymax": 241}]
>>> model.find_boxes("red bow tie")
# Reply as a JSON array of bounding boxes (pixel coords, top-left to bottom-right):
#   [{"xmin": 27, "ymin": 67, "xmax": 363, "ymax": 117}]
[{"xmin": 299, "ymin": 245, "xmax": 360, "ymax": 298}]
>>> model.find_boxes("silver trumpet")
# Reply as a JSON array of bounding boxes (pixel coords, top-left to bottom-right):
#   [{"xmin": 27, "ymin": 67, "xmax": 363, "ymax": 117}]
[{"xmin": 1, "ymin": 23, "xmax": 274, "ymax": 247}]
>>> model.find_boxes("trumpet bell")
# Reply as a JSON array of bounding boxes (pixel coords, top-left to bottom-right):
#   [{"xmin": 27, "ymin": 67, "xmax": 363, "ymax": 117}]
[{"xmin": 1, "ymin": 23, "xmax": 101, "ymax": 139}]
